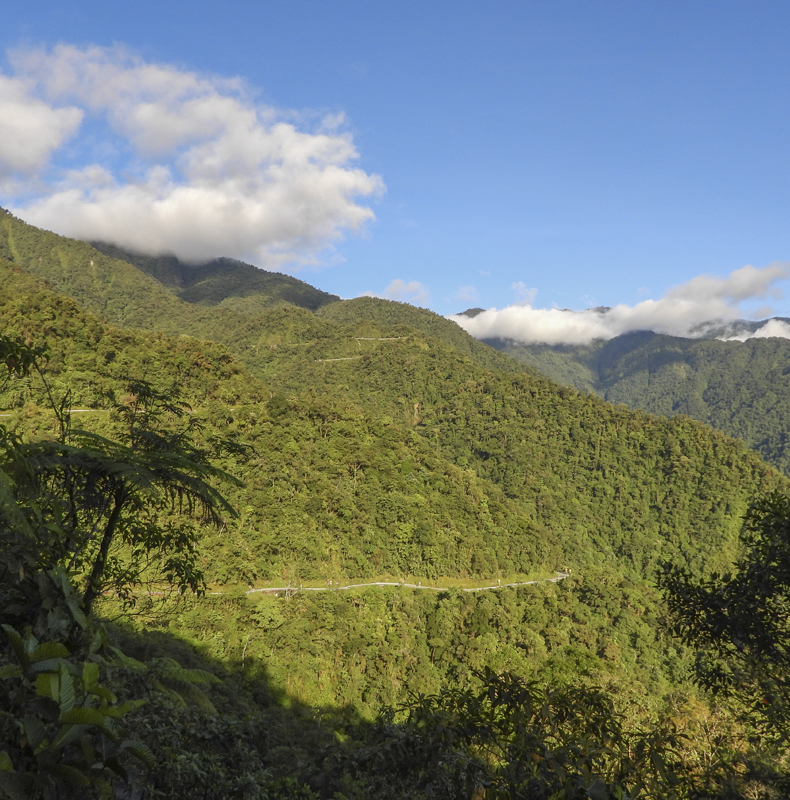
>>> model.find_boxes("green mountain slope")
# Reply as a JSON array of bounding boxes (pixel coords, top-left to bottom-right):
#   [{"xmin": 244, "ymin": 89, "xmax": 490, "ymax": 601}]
[
  {"xmin": 4, "ymin": 262, "xmax": 774, "ymax": 588},
  {"xmin": 0, "ymin": 210, "xmax": 530, "ymax": 380},
  {"xmin": 1, "ymin": 211, "xmax": 781, "ymax": 587},
  {"xmin": 491, "ymin": 330, "xmax": 790, "ymax": 475},
  {"xmin": 89, "ymin": 240, "xmax": 339, "ymax": 312},
  {"xmin": 317, "ymin": 296, "xmax": 531, "ymax": 374},
  {"xmin": 0, "ymin": 260, "xmax": 263, "ymax": 411}
]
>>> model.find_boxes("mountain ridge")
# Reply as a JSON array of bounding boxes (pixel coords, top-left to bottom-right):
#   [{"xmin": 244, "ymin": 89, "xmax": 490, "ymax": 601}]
[{"xmin": 88, "ymin": 240, "xmax": 340, "ymax": 313}]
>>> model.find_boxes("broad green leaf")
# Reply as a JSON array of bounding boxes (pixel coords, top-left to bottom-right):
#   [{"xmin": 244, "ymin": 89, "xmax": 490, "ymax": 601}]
[
  {"xmin": 89, "ymin": 627, "xmax": 107, "ymax": 654},
  {"xmin": 50, "ymin": 569, "xmax": 87, "ymax": 628},
  {"xmin": 29, "ymin": 658, "xmax": 61, "ymax": 675},
  {"xmin": 48, "ymin": 763, "xmax": 90, "ymax": 787},
  {"xmin": 121, "ymin": 739, "xmax": 156, "ymax": 769},
  {"xmin": 66, "ymin": 597, "xmax": 88, "ymax": 630},
  {"xmin": 162, "ymin": 663, "xmax": 219, "ymax": 685},
  {"xmin": 50, "ymin": 723, "xmax": 90, "ymax": 750},
  {"xmin": 21, "ymin": 715, "xmax": 47, "ymax": 750},
  {"xmin": 58, "ymin": 664, "xmax": 75, "ymax": 713},
  {"xmin": 79, "ymin": 734, "xmax": 96, "ymax": 767},
  {"xmin": 0, "ymin": 751, "xmax": 12, "ymax": 771},
  {"xmin": 88, "ymin": 685, "xmax": 114, "ymax": 703},
  {"xmin": 34, "ymin": 672, "xmax": 57, "ymax": 700},
  {"xmin": 81, "ymin": 661, "xmax": 100, "ymax": 691},
  {"xmin": 0, "ymin": 665, "xmax": 22, "ymax": 679},
  {"xmin": 108, "ymin": 646, "xmax": 145, "ymax": 670},
  {"xmin": 59, "ymin": 707, "xmax": 106, "ymax": 727},
  {"xmin": 101, "ymin": 699, "xmax": 146, "ymax": 719},
  {"xmin": 30, "ymin": 642, "xmax": 69, "ymax": 663},
  {"xmin": 1, "ymin": 626, "xmax": 28, "ymax": 670}
]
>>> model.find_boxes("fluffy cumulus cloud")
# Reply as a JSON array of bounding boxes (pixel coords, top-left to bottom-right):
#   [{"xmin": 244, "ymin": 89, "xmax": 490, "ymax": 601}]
[
  {"xmin": 361, "ymin": 279, "xmax": 431, "ymax": 305},
  {"xmin": 0, "ymin": 44, "xmax": 384, "ymax": 268},
  {"xmin": 0, "ymin": 74, "xmax": 83, "ymax": 181},
  {"xmin": 450, "ymin": 263, "xmax": 790, "ymax": 345}
]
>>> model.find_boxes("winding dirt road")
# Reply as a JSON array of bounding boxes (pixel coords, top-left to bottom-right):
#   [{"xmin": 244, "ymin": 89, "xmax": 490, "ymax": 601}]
[{"xmin": 230, "ymin": 572, "xmax": 571, "ymax": 597}]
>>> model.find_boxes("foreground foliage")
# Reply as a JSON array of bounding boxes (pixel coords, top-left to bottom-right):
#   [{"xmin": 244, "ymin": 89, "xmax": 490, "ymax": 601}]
[
  {"xmin": 341, "ymin": 671, "xmax": 693, "ymax": 799},
  {"xmin": 0, "ymin": 336, "xmax": 238, "ymax": 797},
  {"xmin": 661, "ymin": 491, "xmax": 790, "ymax": 742}
]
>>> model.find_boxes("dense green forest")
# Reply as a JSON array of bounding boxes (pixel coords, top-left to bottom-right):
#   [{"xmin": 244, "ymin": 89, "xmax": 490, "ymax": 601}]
[
  {"xmin": 2, "ymin": 210, "xmax": 790, "ymax": 797},
  {"xmin": 487, "ymin": 329, "xmax": 790, "ymax": 475}
]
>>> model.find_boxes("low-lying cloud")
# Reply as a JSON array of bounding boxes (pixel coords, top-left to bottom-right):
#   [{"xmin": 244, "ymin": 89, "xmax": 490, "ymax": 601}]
[
  {"xmin": 450, "ymin": 263, "xmax": 790, "ymax": 345},
  {"xmin": 719, "ymin": 318, "xmax": 790, "ymax": 342},
  {"xmin": 0, "ymin": 44, "xmax": 384, "ymax": 268}
]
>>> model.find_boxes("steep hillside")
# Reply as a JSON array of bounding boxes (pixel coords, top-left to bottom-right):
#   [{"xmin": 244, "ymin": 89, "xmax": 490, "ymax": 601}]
[
  {"xmin": 1, "ymin": 213, "xmax": 781, "ymax": 588},
  {"xmin": 90, "ymin": 240, "xmax": 339, "ymax": 313},
  {"xmin": 0, "ymin": 210, "xmax": 530, "ymax": 380},
  {"xmin": 491, "ymin": 330, "xmax": 790, "ymax": 474},
  {"xmin": 4, "ymin": 262, "xmax": 776, "ymax": 588},
  {"xmin": 317, "ymin": 296, "xmax": 530, "ymax": 374},
  {"xmin": 0, "ymin": 260, "xmax": 263, "ymax": 411}
]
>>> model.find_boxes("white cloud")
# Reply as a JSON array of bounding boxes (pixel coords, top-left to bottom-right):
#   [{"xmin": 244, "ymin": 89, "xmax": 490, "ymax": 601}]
[
  {"xmin": 0, "ymin": 74, "xmax": 82, "ymax": 179},
  {"xmin": 511, "ymin": 281, "xmax": 537, "ymax": 306},
  {"xmin": 449, "ymin": 263, "xmax": 790, "ymax": 345},
  {"xmin": 719, "ymin": 318, "xmax": 790, "ymax": 342},
  {"xmin": 383, "ymin": 279, "xmax": 430, "ymax": 304},
  {"xmin": 454, "ymin": 285, "xmax": 478, "ymax": 303},
  {"xmin": 361, "ymin": 279, "xmax": 431, "ymax": 305},
  {"xmin": 1, "ymin": 44, "xmax": 384, "ymax": 268}
]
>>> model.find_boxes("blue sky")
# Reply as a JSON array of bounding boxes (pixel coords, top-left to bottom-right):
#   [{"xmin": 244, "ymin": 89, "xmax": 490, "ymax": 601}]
[{"xmin": 3, "ymin": 1, "xmax": 790, "ymax": 342}]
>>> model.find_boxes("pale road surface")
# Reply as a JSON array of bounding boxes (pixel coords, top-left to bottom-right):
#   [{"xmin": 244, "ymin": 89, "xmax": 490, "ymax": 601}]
[{"xmin": 218, "ymin": 572, "xmax": 571, "ymax": 597}]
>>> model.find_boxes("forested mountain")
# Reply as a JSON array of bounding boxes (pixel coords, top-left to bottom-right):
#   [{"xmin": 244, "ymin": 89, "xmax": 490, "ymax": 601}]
[
  {"xmin": 2, "ymin": 211, "xmax": 790, "ymax": 797},
  {"xmin": 0, "ymin": 209, "xmax": 529, "ymax": 379},
  {"xmin": 89, "ymin": 241, "xmax": 340, "ymax": 312},
  {"xmin": 488, "ymin": 329, "xmax": 790, "ymax": 475}
]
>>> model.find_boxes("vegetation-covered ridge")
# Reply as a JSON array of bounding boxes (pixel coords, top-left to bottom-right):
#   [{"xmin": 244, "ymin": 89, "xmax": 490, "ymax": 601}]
[
  {"xmin": 0, "ymin": 209, "xmax": 534, "ymax": 383},
  {"xmin": 491, "ymin": 329, "xmax": 790, "ymax": 475},
  {"xmin": 88, "ymin": 240, "xmax": 340, "ymax": 312}
]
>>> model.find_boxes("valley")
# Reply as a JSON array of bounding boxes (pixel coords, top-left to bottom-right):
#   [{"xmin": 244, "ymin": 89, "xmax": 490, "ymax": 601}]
[{"xmin": 1, "ymin": 210, "xmax": 789, "ymax": 798}]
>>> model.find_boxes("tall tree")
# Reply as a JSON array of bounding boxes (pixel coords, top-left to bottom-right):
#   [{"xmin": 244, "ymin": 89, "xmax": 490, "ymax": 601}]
[
  {"xmin": 659, "ymin": 491, "xmax": 790, "ymax": 740},
  {"xmin": 0, "ymin": 337, "xmax": 239, "ymax": 624}
]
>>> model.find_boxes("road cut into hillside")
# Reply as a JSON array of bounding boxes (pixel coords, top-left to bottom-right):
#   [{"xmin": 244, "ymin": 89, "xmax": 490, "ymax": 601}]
[{"xmin": 218, "ymin": 572, "xmax": 571, "ymax": 597}]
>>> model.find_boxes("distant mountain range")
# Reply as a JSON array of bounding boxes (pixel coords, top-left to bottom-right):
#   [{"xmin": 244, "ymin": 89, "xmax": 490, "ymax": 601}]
[{"xmin": 458, "ymin": 304, "xmax": 790, "ymax": 341}]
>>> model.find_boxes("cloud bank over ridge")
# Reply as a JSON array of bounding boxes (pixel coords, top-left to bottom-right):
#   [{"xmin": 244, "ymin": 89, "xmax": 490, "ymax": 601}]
[
  {"xmin": 0, "ymin": 44, "xmax": 384, "ymax": 269},
  {"xmin": 450, "ymin": 263, "xmax": 790, "ymax": 345}
]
